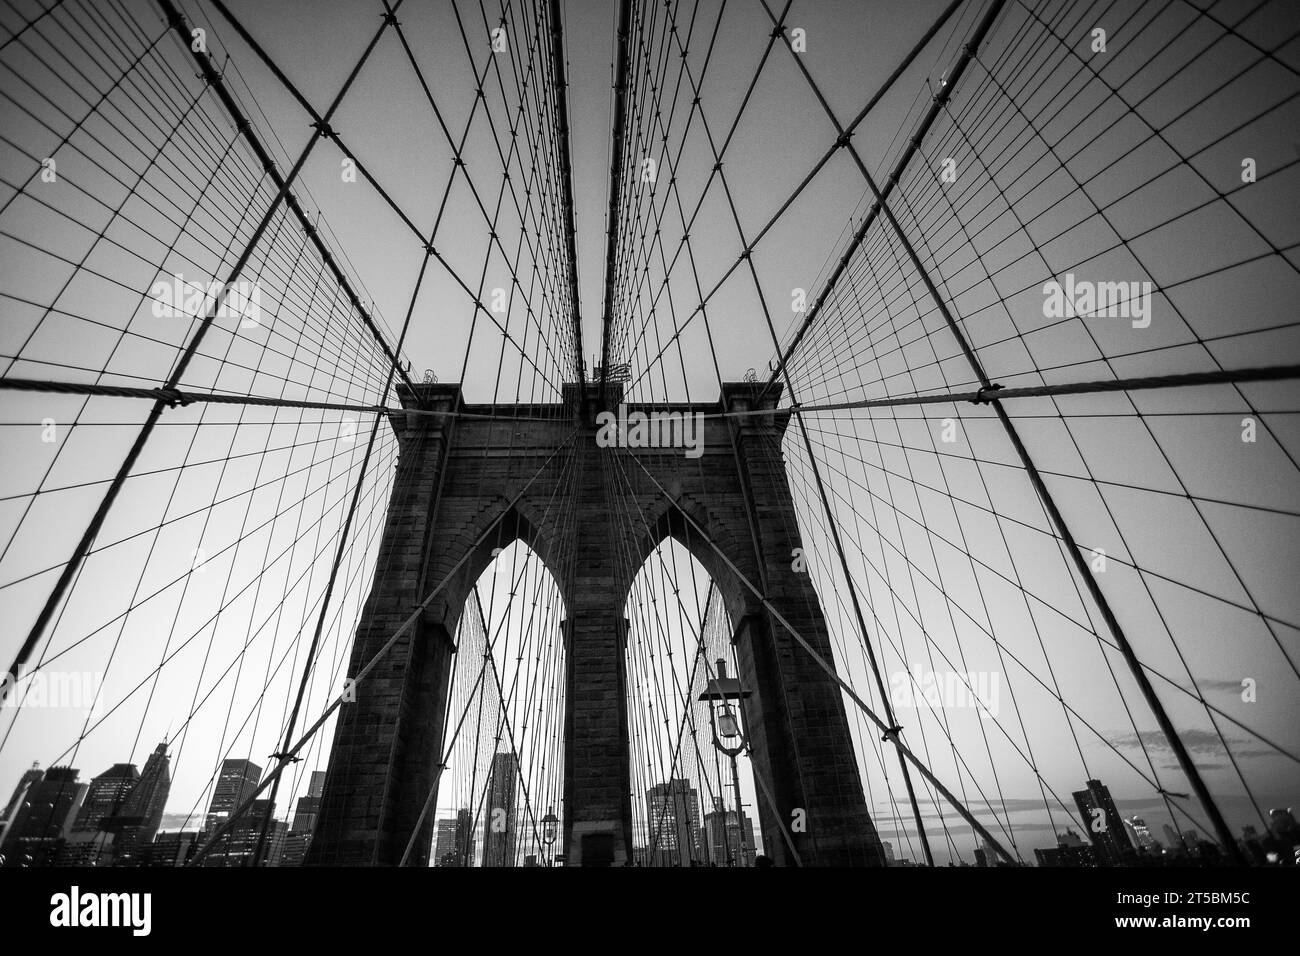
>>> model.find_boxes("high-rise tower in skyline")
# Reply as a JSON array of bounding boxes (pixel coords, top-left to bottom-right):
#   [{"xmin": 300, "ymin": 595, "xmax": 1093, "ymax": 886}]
[
  {"xmin": 645, "ymin": 779, "xmax": 702, "ymax": 865},
  {"xmin": 434, "ymin": 809, "xmax": 475, "ymax": 866},
  {"xmin": 1, "ymin": 762, "xmax": 42, "ymax": 823},
  {"xmin": 1072, "ymin": 779, "xmax": 1134, "ymax": 865},
  {"xmin": 203, "ymin": 758, "xmax": 262, "ymax": 837},
  {"xmin": 111, "ymin": 741, "xmax": 172, "ymax": 863},
  {"xmin": 482, "ymin": 753, "xmax": 518, "ymax": 868},
  {"xmin": 71, "ymin": 763, "xmax": 138, "ymax": 833},
  {"xmin": 0, "ymin": 766, "xmax": 87, "ymax": 867}
]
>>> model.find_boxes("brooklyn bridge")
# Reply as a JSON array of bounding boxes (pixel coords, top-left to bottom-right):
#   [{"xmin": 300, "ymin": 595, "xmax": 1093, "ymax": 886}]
[{"xmin": 0, "ymin": 0, "xmax": 1298, "ymax": 870}]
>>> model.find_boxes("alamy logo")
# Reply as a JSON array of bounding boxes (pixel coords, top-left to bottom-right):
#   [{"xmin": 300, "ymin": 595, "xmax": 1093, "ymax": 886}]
[
  {"xmin": 1042, "ymin": 273, "xmax": 1151, "ymax": 328},
  {"xmin": 595, "ymin": 405, "xmax": 705, "ymax": 459},
  {"xmin": 150, "ymin": 273, "xmax": 262, "ymax": 328},
  {"xmin": 50, "ymin": 886, "xmax": 151, "ymax": 936},
  {"xmin": 1, "ymin": 670, "xmax": 103, "ymax": 715},
  {"xmin": 889, "ymin": 667, "xmax": 1000, "ymax": 717}
]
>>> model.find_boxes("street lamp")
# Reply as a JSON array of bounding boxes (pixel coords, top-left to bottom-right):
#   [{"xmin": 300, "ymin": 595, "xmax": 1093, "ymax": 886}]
[
  {"xmin": 541, "ymin": 808, "xmax": 558, "ymax": 866},
  {"xmin": 698, "ymin": 658, "xmax": 752, "ymax": 866}
]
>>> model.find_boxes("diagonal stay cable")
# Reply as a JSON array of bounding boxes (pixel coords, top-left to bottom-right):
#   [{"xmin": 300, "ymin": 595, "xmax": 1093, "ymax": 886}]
[{"xmin": 0, "ymin": 0, "xmax": 407, "ymax": 699}]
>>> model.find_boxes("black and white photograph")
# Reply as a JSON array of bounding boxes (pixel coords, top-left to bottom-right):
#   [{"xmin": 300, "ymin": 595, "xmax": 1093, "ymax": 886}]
[{"xmin": 0, "ymin": 0, "xmax": 1296, "ymax": 939}]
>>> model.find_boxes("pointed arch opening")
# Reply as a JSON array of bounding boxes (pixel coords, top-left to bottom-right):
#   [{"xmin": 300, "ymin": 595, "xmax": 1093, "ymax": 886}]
[
  {"xmin": 430, "ymin": 538, "xmax": 566, "ymax": 867},
  {"xmin": 622, "ymin": 536, "xmax": 765, "ymax": 866}
]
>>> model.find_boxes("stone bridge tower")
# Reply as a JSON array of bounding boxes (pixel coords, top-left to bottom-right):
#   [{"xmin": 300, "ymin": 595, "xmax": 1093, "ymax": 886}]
[{"xmin": 306, "ymin": 382, "xmax": 883, "ymax": 867}]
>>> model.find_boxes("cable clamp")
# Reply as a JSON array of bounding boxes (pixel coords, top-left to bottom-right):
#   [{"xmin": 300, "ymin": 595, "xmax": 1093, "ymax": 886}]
[
  {"xmin": 311, "ymin": 119, "xmax": 335, "ymax": 139},
  {"xmin": 381, "ymin": 11, "xmax": 399, "ymax": 26},
  {"xmin": 882, "ymin": 724, "xmax": 903, "ymax": 743},
  {"xmin": 158, "ymin": 388, "xmax": 193, "ymax": 409},
  {"xmin": 834, "ymin": 130, "xmax": 853, "ymax": 149},
  {"xmin": 270, "ymin": 751, "xmax": 301, "ymax": 764},
  {"xmin": 971, "ymin": 383, "xmax": 1004, "ymax": 405}
]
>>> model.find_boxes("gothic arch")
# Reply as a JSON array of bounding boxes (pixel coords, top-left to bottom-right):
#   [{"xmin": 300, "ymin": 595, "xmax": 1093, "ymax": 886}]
[{"xmin": 309, "ymin": 382, "xmax": 884, "ymax": 867}]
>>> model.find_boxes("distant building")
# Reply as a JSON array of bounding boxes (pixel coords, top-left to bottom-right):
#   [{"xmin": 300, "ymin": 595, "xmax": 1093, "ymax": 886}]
[
  {"xmin": 290, "ymin": 770, "xmax": 327, "ymax": 836},
  {"xmin": 201, "ymin": 798, "xmax": 285, "ymax": 867},
  {"xmin": 1072, "ymin": 779, "xmax": 1134, "ymax": 864},
  {"xmin": 646, "ymin": 779, "xmax": 702, "ymax": 865},
  {"xmin": 73, "ymin": 763, "xmax": 139, "ymax": 834},
  {"xmin": 435, "ymin": 809, "xmax": 475, "ymax": 866},
  {"xmin": 55, "ymin": 830, "xmax": 116, "ymax": 866},
  {"xmin": 279, "ymin": 832, "xmax": 310, "ymax": 866},
  {"xmin": 1057, "ymin": 828, "xmax": 1085, "ymax": 846},
  {"xmin": 0, "ymin": 766, "xmax": 87, "ymax": 867},
  {"xmin": 291, "ymin": 795, "xmax": 321, "ymax": 835},
  {"xmin": 1035, "ymin": 840, "xmax": 1098, "ymax": 867},
  {"xmin": 107, "ymin": 742, "xmax": 172, "ymax": 865},
  {"xmin": 1125, "ymin": 815, "xmax": 1158, "ymax": 852},
  {"xmin": 1162, "ymin": 823, "xmax": 1186, "ymax": 854},
  {"xmin": 699, "ymin": 796, "xmax": 755, "ymax": 867},
  {"xmin": 1034, "ymin": 827, "xmax": 1096, "ymax": 867},
  {"xmin": 2, "ymin": 763, "xmax": 43, "ymax": 822},
  {"xmin": 202, "ymin": 758, "xmax": 262, "ymax": 838},
  {"xmin": 307, "ymin": 771, "xmax": 326, "ymax": 798},
  {"xmin": 482, "ymin": 753, "xmax": 518, "ymax": 867},
  {"xmin": 140, "ymin": 831, "xmax": 198, "ymax": 867}
]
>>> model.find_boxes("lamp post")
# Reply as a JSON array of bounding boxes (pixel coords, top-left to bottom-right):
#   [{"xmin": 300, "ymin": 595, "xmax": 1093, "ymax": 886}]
[
  {"xmin": 698, "ymin": 658, "xmax": 752, "ymax": 867},
  {"xmin": 541, "ymin": 808, "xmax": 558, "ymax": 866}
]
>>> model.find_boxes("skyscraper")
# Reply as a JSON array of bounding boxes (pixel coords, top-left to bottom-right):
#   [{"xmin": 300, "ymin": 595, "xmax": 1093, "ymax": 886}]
[
  {"xmin": 646, "ymin": 779, "xmax": 702, "ymax": 865},
  {"xmin": 700, "ymin": 795, "xmax": 756, "ymax": 867},
  {"xmin": 58, "ymin": 762, "xmax": 138, "ymax": 866},
  {"xmin": 201, "ymin": 798, "xmax": 286, "ymax": 867},
  {"xmin": 1072, "ymin": 779, "xmax": 1134, "ymax": 864},
  {"xmin": 283, "ymin": 771, "xmax": 328, "ymax": 863},
  {"xmin": 291, "ymin": 793, "xmax": 321, "ymax": 835},
  {"xmin": 1126, "ymin": 815, "xmax": 1158, "ymax": 852},
  {"xmin": 111, "ymin": 741, "xmax": 172, "ymax": 864},
  {"xmin": 434, "ymin": 809, "xmax": 475, "ymax": 866},
  {"xmin": 72, "ymin": 763, "xmax": 139, "ymax": 833},
  {"xmin": 202, "ymin": 758, "xmax": 262, "ymax": 837},
  {"xmin": 482, "ymin": 752, "xmax": 518, "ymax": 867},
  {"xmin": 0, "ymin": 766, "xmax": 87, "ymax": 867},
  {"xmin": 1, "ymin": 762, "xmax": 42, "ymax": 822}
]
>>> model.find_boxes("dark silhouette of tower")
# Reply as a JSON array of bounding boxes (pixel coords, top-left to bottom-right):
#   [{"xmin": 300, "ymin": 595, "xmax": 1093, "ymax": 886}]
[
  {"xmin": 1, "ymin": 763, "xmax": 43, "ymax": 824},
  {"xmin": 482, "ymin": 753, "xmax": 518, "ymax": 868},
  {"xmin": 0, "ymin": 766, "xmax": 86, "ymax": 867},
  {"xmin": 203, "ymin": 758, "xmax": 261, "ymax": 837},
  {"xmin": 72, "ymin": 764, "xmax": 139, "ymax": 833},
  {"xmin": 1073, "ymin": 779, "xmax": 1134, "ymax": 864},
  {"xmin": 308, "ymin": 383, "xmax": 883, "ymax": 866},
  {"xmin": 111, "ymin": 741, "xmax": 172, "ymax": 863},
  {"xmin": 58, "ymin": 762, "xmax": 138, "ymax": 865}
]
